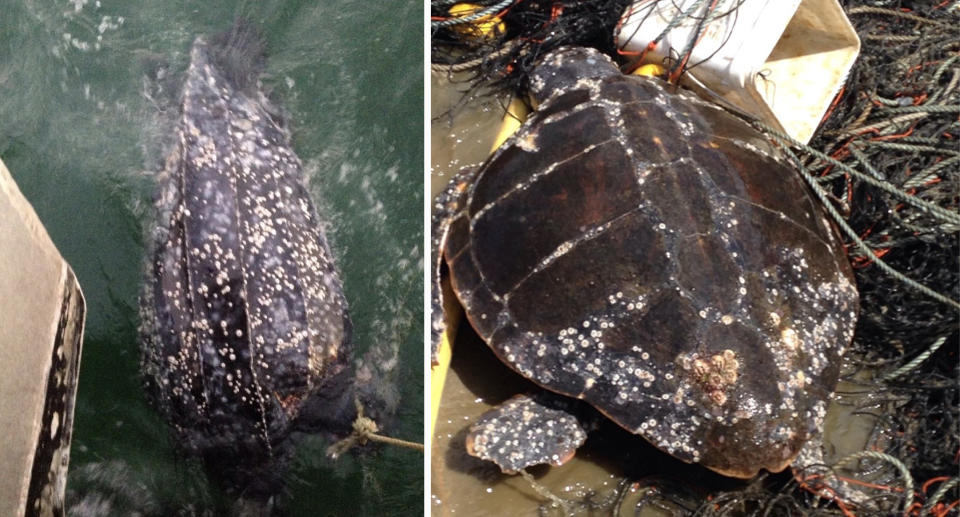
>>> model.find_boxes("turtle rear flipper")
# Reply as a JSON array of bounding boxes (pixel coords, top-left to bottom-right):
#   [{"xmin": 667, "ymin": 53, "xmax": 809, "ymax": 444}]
[
  {"xmin": 466, "ymin": 393, "xmax": 590, "ymax": 474},
  {"xmin": 790, "ymin": 425, "xmax": 875, "ymax": 510}
]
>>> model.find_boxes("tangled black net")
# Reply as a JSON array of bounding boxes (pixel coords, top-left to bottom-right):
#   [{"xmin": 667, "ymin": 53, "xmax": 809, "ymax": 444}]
[
  {"xmin": 782, "ymin": 2, "xmax": 959, "ymax": 515},
  {"xmin": 432, "ymin": 0, "xmax": 959, "ymax": 515},
  {"xmin": 432, "ymin": 0, "xmax": 633, "ymax": 98}
]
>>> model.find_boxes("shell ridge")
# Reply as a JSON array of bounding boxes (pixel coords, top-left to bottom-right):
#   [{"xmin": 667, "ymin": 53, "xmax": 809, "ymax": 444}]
[
  {"xmin": 172, "ymin": 136, "xmax": 210, "ymax": 422},
  {"xmin": 666, "ymin": 150, "xmax": 750, "ymax": 311},
  {"xmin": 536, "ymin": 95, "xmax": 656, "ymax": 126},
  {"xmin": 503, "ymin": 203, "xmax": 648, "ymax": 298},
  {"xmin": 658, "ymin": 144, "xmax": 785, "ymax": 376},
  {"xmin": 239, "ymin": 120, "xmax": 313, "ymax": 393},
  {"xmin": 177, "ymin": 53, "xmax": 245, "ymax": 432},
  {"xmin": 721, "ymin": 193, "xmax": 834, "ymax": 252},
  {"xmin": 222, "ymin": 117, "xmax": 275, "ymax": 453},
  {"xmin": 471, "ymin": 137, "xmax": 618, "ymax": 222},
  {"xmin": 143, "ymin": 146, "xmax": 208, "ymax": 431},
  {"xmin": 194, "ymin": 78, "xmax": 279, "ymax": 451}
]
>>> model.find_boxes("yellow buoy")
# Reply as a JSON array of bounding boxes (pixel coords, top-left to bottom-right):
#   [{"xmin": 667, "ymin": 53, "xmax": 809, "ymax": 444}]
[
  {"xmin": 632, "ymin": 63, "xmax": 665, "ymax": 77},
  {"xmin": 448, "ymin": 3, "xmax": 505, "ymax": 40},
  {"xmin": 490, "ymin": 97, "xmax": 529, "ymax": 153}
]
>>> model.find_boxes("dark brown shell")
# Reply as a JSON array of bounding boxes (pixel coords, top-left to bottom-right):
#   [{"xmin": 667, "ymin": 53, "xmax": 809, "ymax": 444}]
[
  {"xmin": 439, "ymin": 47, "xmax": 858, "ymax": 478},
  {"xmin": 140, "ymin": 36, "xmax": 353, "ymax": 495}
]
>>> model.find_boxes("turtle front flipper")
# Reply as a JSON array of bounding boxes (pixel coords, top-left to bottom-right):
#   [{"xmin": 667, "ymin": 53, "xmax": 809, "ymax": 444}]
[
  {"xmin": 430, "ymin": 167, "xmax": 480, "ymax": 364},
  {"xmin": 466, "ymin": 393, "xmax": 590, "ymax": 474}
]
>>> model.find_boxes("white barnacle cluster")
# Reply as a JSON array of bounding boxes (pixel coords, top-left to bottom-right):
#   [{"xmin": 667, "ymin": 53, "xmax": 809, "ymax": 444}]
[
  {"xmin": 770, "ymin": 326, "xmax": 801, "ymax": 376},
  {"xmin": 633, "ymin": 367, "xmax": 655, "ymax": 387},
  {"xmin": 604, "ymin": 101, "xmax": 635, "ymax": 155},
  {"xmin": 605, "ymin": 289, "xmax": 650, "ymax": 314},
  {"xmin": 514, "ymin": 127, "xmax": 539, "ymax": 153},
  {"xmin": 642, "ymin": 411, "xmax": 705, "ymax": 463},
  {"xmin": 676, "ymin": 349, "xmax": 740, "ymax": 407},
  {"xmin": 662, "ymin": 104, "xmax": 696, "ymax": 137},
  {"xmin": 696, "ymin": 305, "xmax": 721, "ymax": 321},
  {"xmin": 191, "ymin": 135, "xmax": 219, "ymax": 169},
  {"xmin": 576, "ymin": 76, "xmax": 605, "ymax": 100},
  {"xmin": 749, "ymin": 245, "xmax": 853, "ymax": 435},
  {"xmin": 552, "ymin": 324, "xmax": 603, "ymax": 391},
  {"xmin": 817, "ymin": 273, "xmax": 858, "ymax": 355},
  {"xmin": 534, "ymin": 292, "xmax": 678, "ymax": 413}
]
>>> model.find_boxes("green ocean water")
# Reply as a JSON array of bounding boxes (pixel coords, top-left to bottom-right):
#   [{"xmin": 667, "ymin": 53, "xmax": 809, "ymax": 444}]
[{"xmin": 0, "ymin": 1, "xmax": 423, "ymax": 515}]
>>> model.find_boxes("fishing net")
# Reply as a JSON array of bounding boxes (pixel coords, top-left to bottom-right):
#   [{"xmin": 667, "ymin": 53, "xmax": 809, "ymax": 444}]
[
  {"xmin": 431, "ymin": 0, "xmax": 634, "ymax": 97},
  {"xmin": 432, "ymin": 1, "xmax": 959, "ymax": 515}
]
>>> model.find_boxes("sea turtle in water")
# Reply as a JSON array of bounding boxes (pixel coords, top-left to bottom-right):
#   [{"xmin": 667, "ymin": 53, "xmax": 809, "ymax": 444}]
[
  {"xmin": 140, "ymin": 25, "xmax": 365, "ymax": 500},
  {"xmin": 432, "ymin": 46, "xmax": 859, "ymax": 478}
]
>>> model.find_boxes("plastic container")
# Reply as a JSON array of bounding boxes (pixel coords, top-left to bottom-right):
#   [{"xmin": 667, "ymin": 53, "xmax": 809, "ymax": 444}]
[{"xmin": 617, "ymin": 0, "xmax": 861, "ymax": 144}]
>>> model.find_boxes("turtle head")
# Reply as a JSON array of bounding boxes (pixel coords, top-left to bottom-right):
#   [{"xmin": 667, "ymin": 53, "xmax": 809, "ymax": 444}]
[
  {"xmin": 294, "ymin": 345, "xmax": 400, "ymax": 453},
  {"xmin": 529, "ymin": 46, "xmax": 620, "ymax": 105}
]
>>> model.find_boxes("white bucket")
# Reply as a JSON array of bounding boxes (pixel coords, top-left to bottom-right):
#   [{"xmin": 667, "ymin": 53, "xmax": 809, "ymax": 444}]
[{"xmin": 616, "ymin": 0, "xmax": 861, "ymax": 144}]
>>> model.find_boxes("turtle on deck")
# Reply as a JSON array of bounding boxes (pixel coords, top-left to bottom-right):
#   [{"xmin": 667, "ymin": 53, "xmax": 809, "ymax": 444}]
[{"xmin": 431, "ymin": 47, "xmax": 859, "ymax": 479}]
